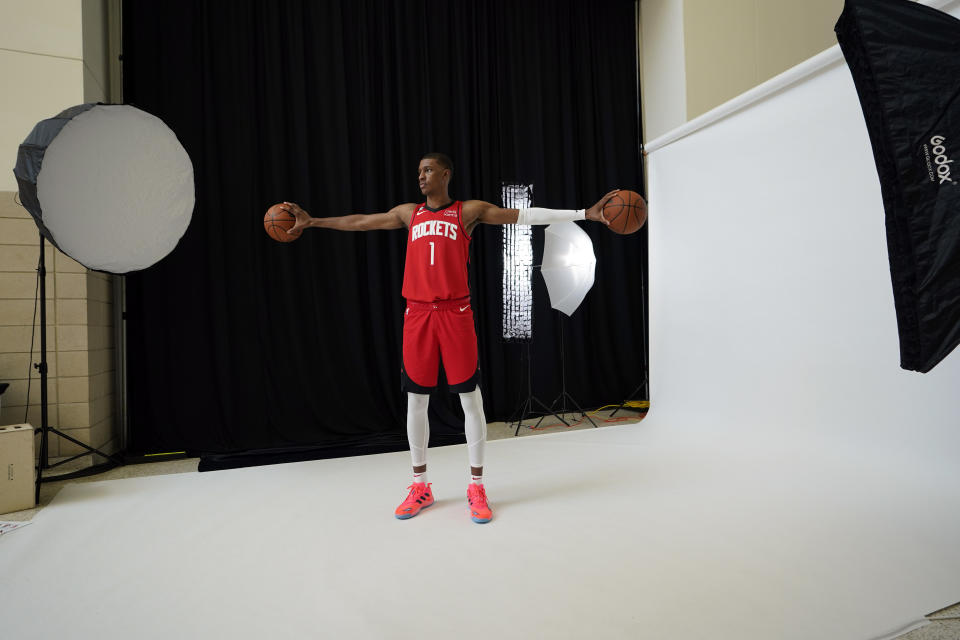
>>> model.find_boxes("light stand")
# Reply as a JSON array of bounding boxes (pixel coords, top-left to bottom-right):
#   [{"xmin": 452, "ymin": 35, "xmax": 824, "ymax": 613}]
[
  {"xmin": 609, "ymin": 238, "xmax": 649, "ymax": 419},
  {"xmin": 534, "ymin": 313, "xmax": 598, "ymax": 429},
  {"xmin": 511, "ymin": 221, "xmax": 599, "ymax": 434},
  {"xmin": 511, "ymin": 340, "xmax": 571, "ymax": 436},
  {"xmin": 33, "ymin": 235, "xmax": 123, "ymax": 504}
]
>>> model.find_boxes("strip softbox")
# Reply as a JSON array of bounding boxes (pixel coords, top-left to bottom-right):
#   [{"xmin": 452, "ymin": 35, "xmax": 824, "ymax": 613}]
[{"xmin": 836, "ymin": 0, "xmax": 960, "ymax": 373}]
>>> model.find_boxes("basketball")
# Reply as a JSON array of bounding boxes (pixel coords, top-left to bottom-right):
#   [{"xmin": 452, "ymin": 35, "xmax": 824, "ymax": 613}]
[
  {"xmin": 602, "ymin": 190, "xmax": 647, "ymax": 235},
  {"xmin": 264, "ymin": 204, "xmax": 300, "ymax": 243}
]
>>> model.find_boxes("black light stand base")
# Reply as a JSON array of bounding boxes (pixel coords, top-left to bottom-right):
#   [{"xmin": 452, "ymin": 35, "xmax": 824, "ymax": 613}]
[
  {"xmin": 609, "ymin": 377, "xmax": 649, "ymax": 418},
  {"xmin": 536, "ymin": 390, "xmax": 599, "ymax": 430},
  {"xmin": 509, "ymin": 342, "xmax": 572, "ymax": 436},
  {"xmin": 529, "ymin": 312, "xmax": 598, "ymax": 430},
  {"xmin": 34, "ymin": 431, "xmax": 123, "ymax": 492},
  {"xmin": 511, "ymin": 393, "xmax": 572, "ymax": 436}
]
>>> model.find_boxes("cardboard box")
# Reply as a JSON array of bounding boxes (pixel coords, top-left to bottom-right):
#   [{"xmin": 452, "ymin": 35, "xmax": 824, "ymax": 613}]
[{"xmin": 0, "ymin": 424, "xmax": 35, "ymax": 514}]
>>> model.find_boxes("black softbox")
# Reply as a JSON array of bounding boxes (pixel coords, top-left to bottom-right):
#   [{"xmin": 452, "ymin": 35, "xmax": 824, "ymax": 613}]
[{"xmin": 836, "ymin": 0, "xmax": 960, "ymax": 373}]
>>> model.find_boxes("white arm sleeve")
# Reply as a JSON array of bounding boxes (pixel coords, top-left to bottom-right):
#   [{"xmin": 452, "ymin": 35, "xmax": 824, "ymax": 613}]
[{"xmin": 516, "ymin": 207, "xmax": 585, "ymax": 225}]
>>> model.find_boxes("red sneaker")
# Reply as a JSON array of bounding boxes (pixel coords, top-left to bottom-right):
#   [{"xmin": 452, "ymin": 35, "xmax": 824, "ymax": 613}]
[
  {"xmin": 467, "ymin": 484, "xmax": 492, "ymax": 523},
  {"xmin": 394, "ymin": 483, "xmax": 434, "ymax": 520}
]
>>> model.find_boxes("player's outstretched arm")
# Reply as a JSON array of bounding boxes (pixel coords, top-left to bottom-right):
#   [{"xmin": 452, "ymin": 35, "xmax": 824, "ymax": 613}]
[
  {"xmin": 462, "ymin": 190, "xmax": 620, "ymax": 229},
  {"xmin": 281, "ymin": 202, "xmax": 416, "ymax": 234}
]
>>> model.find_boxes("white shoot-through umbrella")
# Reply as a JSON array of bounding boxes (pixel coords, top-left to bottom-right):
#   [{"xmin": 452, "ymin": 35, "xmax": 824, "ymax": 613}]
[{"xmin": 540, "ymin": 222, "xmax": 596, "ymax": 316}]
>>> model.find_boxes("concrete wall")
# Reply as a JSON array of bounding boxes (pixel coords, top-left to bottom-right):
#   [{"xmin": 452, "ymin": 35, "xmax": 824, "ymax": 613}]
[
  {"xmin": 0, "ymin": 1, "xmax": 84, "ymax": 193},
  {"xmin": 640, "ymin": 0, "xmax": 844, "ymax": 141},
  {"xmin": 683, "ymin": 0, "xmax": 843, "ymax": 120},
  {"xmin": 0, "ymin": 0, "xmax": 119, "ymax": 466},
  {"xmin": 638, "ymin": 0, "xmax": 687, "ymax": 141}
]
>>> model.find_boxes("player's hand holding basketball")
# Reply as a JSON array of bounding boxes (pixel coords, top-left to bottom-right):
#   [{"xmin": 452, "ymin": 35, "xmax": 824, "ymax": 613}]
[
  {"xmin": 281, "ymin": 201, "xmax": 313, "ymax": 236},
  {"xmin": 601, "ymin": 190, "xmax": 647, "ymax": 234},
  {"xmin": 585, "ymin": 189, "xmax": 620, "ymax": 226}
]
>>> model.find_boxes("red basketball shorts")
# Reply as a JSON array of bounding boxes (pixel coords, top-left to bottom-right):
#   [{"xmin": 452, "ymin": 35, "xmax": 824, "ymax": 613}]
[{"xmin": 401, "ymin": 296, "xmax": 480, "ymax": 393}]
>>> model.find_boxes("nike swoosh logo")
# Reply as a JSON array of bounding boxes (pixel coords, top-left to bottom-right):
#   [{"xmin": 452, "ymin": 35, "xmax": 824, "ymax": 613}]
[{"xmin": 460, "ymin": 305, "xmax": 470, "ymax": 312}]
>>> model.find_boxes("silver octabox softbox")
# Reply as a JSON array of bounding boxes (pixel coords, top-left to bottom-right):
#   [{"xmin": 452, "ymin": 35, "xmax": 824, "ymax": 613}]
[{"xmin": 13, "ymin": 103, "xmax": 194, "ymax": 274}]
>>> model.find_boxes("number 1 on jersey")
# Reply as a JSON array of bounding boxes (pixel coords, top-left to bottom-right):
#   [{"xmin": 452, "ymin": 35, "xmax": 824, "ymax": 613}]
[{"xmin": 429, "ymin": 241, "xmax": 435, "ymax": 266}]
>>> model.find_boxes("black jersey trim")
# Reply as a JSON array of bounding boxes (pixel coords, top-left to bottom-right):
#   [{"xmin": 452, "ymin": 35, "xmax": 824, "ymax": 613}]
[
  {"xmin": 457, "ymin": 201, "xmax": 472, "ymax": 241},
  {"xmin": 448, "ymin": 367, "xmax": 481, "ymax": 393},
  {"xmin": 401, "ymin": 366, "xmax": 436, "ymax": 394},
  {"xmin": 423, "ymin": 201, "xmax": 455, "ymax": 213},
  {"xmin": 400, "ymin": 362, "xmax": 480, "ymax": 394}
]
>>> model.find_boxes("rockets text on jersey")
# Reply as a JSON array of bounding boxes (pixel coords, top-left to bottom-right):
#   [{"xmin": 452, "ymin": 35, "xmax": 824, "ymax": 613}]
[{"xmin": 411, "ymin": 218, "xmax": 458, "ymax": 242}]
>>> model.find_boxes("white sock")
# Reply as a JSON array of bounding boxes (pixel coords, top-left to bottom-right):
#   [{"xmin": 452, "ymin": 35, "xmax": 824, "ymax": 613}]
[
  {"xmin": 460, "ymin": 387, "xmax": 487, "ymax": 470},
  {"xmin": 471, "ymin": 474, "xmax": 483, "ymax": 486},
  {"xmin": 406, "ymin": 392, "xmax": 430, "ymax": 474},
  {"xmin": 413, "ymin": 471, "xmax": 429, "ymax": 485}
]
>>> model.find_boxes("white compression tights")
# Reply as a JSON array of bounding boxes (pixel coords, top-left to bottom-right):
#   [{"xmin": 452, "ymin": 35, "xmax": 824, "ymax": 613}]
[
  {"xmin": 459, "ymin": 387, "xmax": 487, "ymax": 469},
  {"xmin": 406, "ymin": 392, "xmax": 430, "ymax": 467},
  {"xmin": 406, "ymin": 388, "xmax": 487, "ymax": 469}
]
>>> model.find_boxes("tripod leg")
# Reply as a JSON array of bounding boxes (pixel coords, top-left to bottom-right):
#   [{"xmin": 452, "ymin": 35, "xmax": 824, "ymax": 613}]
[
  {"xmin": 47, "ymin": 428, "xmax": 123, "ymax": 465},
  {"xmin": 532, "ymin": 395, "xmax": 569, "ymax": 427},
  {"xmin": 610, "ymin": 379, "xmax": 648, "ymax": 418},
  {"xmin": 562, "ymin": 392, "xmax": 599, "ymax": 428},
  {"xmin": 513, "ymin": 397, "xmax": 533, "ymax": 436},
  {"xmin": 508, "ymin": 396, "xmax": 526, "ymax": 431},
  {"xmin": 532, "ymin": 411, "xmax": 565, "ymax": 429},
  {"xmin": 34, "ymin": 427, "xmax": 46, "ymax": 505}
]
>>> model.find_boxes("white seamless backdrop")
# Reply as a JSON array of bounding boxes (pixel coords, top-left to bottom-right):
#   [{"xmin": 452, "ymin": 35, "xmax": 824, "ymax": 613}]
[{"xmin": 645, "ymin": 0, "xmax": 960, "ymax": 468}]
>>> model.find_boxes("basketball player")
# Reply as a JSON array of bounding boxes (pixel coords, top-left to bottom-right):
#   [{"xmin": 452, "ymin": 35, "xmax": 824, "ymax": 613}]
[{"xmin": 281, "ymin": 153, "xmax": 616, "ymax": 523}]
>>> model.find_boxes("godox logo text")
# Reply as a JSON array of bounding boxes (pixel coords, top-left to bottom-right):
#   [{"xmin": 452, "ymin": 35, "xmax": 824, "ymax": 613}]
[{"xmin": 931, "ymin": 136, "xmax": 953, "ymax": 184}]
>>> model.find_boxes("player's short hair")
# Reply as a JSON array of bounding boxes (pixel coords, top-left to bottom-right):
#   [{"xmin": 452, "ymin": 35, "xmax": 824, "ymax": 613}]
[{"xmin": 422, "ymin": 152, "xmax": 454, "ymax": 175}]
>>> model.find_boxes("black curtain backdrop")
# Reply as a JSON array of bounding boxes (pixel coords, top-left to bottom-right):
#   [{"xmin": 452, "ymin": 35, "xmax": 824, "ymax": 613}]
[{"xmin": 122, "ymin": 0, "xmax": 647, "ymax": 461}]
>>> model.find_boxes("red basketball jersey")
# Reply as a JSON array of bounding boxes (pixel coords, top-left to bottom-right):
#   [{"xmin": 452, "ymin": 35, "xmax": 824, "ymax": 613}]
[{"xmin": 401, "ymin": 201, "xmax": 471, "ymax": 302}]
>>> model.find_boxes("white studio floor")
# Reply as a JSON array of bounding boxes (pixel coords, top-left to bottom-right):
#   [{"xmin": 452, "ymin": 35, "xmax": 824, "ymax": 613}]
[{"xmin": 1, "ymin": 421, "xmax": 959, "ymax": 640}]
